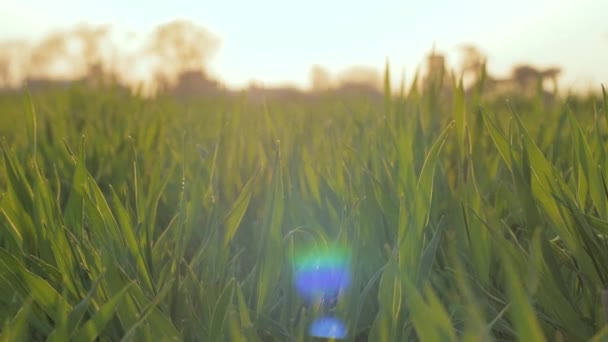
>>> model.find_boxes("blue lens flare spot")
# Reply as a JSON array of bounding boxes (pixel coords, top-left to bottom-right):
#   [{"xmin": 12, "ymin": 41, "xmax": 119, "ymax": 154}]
[
  {"xmin": 293, "ymin": 247, "xmax": 351, "ymax": 304},
  {"xmin": 309, "ymin": 316, "xmax": 347, "ymax": 339}
]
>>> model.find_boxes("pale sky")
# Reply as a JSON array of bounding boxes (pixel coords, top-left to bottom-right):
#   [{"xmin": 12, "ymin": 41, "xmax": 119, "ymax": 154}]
[{"xmin": 1, "ymin": 0, "xmax": 607, "ymax": 91}]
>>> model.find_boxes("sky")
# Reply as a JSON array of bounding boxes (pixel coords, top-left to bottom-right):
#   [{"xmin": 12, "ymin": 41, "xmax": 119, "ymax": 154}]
[{"xmin": 1, "ymin": 0, "xmax": 607, "ymax": 91}]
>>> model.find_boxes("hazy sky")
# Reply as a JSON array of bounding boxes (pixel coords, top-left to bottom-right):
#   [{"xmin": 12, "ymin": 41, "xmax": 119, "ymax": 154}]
[{"xmin": 1, "ymin": 0, "xmax": 607, "ymax": 91}]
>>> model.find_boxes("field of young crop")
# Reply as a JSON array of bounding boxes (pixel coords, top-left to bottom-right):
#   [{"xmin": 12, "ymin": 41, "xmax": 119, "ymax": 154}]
[{"xmin": 0, "ymin": 73, "xmax": 607, "ymax": 341}]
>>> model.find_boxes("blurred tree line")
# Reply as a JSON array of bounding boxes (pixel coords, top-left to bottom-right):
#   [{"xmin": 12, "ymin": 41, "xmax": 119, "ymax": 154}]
[
  {"xmin": 0, "ymin": 21, "xmax": 570, "ymax": 100},
  {"xmin": 0, "ymin": 20, "xmax": 221, "ymax": 96}
]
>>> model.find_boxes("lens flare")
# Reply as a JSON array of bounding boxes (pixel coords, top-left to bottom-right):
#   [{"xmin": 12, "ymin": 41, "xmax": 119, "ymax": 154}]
[
  {"xmin": 309, "ymin": 316, "xmax": 347, "ymax": 339},
  {"xmin": 293, "ymin": 247, "xmax": 350, "ymax": 304}
]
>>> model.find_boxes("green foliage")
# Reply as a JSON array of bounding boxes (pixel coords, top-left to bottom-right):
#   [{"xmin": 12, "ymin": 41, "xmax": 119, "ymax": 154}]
[{"xmin": 0, "ymin": 79, "xmax": 607, "ymax": 341}]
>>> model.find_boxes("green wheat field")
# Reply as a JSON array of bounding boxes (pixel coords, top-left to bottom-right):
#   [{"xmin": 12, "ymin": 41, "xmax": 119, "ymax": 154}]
[{"xmin": 0, "ymin": 68, "xmax": 607, "ymax": 341}]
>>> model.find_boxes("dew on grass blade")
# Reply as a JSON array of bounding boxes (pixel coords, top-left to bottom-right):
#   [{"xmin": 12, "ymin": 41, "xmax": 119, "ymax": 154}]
[
  {"xmin": 293, "ymin": 246, "xmax": 351, "ymax": 305},
  {"xmin": 309, "ymin": 316, "xmax": 347, "ymax": 339}
]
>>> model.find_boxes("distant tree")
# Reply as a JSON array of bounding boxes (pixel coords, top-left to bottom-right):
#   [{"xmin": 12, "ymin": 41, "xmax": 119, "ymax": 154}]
[
  {"xmin": 145, "ymin": 20, "xmax": 221, "ymax": 87},
  {"xmin": 310, "ymin": 64, "xmax": 332, "ymax": 91},
  {"xmin": 422, "ymin": 48, "xmax": 447, "ymax": 91},
  {"xmin": 71, "ymin": 24, "xmax": 113, "ymax": 76},
  {"xmin": 457, "ymin": 43, "xmax": 487, "ymax": 85},
  {"xmin": 25, "ymin": 24, "xmax": 114, "ymax": 81},
  {"xmin": 511, "ymin": 64, "xmax": 544, "ymax": 95},
  {"xmin": 27, "ymin": 31, "xmax": 71, "ymax": 79},
  {"xmin": 0, "ymin": 40, "xmax": 30, "ymax": 88}
]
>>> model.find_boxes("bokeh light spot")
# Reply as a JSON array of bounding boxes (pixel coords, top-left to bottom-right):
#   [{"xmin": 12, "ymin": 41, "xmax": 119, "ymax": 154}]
[
  {"xmin": 293, "ymin": 246, "xmax": 351, "ymax": 304},
  {"xmin": 309, "ymin": 316, "xmax": 347, "ymax": 339}
]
